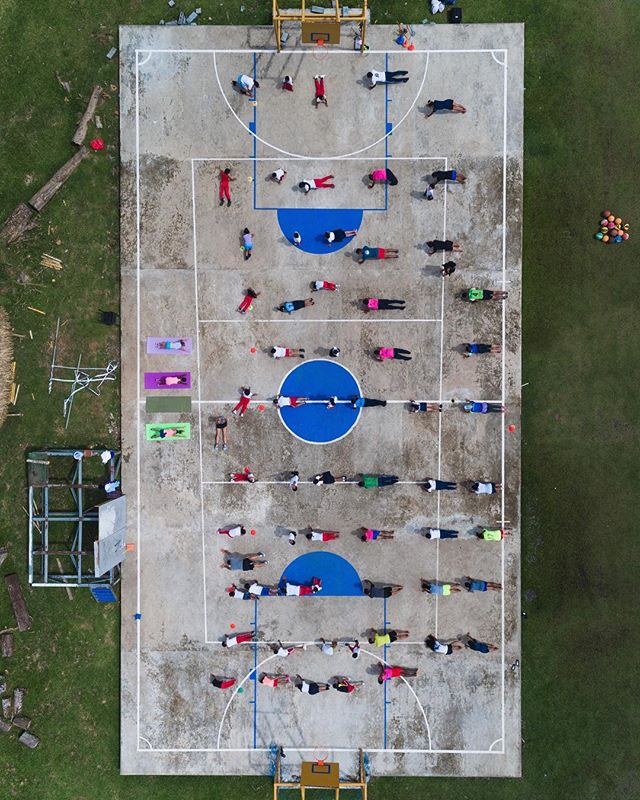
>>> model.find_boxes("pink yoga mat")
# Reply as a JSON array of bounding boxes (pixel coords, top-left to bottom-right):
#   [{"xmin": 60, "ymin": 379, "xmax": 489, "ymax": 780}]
[
  {"xmin": 144, "ymin": 372, "xmax": 191, "ymax": 390},
  {"xmin": 146, "ymin": 337, "xmax": 193, "ymax": 354}
]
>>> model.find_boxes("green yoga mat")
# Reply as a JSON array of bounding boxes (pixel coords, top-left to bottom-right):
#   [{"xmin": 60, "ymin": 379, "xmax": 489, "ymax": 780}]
[
  {"xmin": 145, "ymin": 423, "xmax": 191, "ymax": 441},
  {"xmin": 145, "ymin": 395, "xmax": 192, "ymax": 413}
]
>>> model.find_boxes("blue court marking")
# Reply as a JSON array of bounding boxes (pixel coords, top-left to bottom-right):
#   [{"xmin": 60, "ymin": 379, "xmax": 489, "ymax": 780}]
[
  {"xmin": 277, "ymin": 359, "xmax": 361, "ymax": 444},
  {"xmin": 279, "ymin": 552, "xmax": 364, "ymax": 596},
  {"xmin": 383, "ymin": 596, "xmax": 388, "ymax": 749},
  {"xmin": 276, "ymin": 208, "xmax": 364, "ymax": 255}
]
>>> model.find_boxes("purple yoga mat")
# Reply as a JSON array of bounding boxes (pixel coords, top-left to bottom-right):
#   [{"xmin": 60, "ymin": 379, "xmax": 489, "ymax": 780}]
[
  {"xmin": 144, "ymin": 372, "xmax": 192, "ymax": 390},
  {"xmin": 146, "ymin": 337, "xmax": 193, "ymax": 354}
]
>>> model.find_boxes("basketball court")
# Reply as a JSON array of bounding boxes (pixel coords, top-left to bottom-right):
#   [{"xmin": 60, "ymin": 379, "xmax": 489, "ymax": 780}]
[{"xmin": 119, "ymin": 20, "xmax": 524, "ymax": 780}]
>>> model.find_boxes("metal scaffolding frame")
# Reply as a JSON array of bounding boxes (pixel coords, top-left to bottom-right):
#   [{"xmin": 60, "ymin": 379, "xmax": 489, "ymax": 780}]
[{"xmin": 27, "ymin": 449, "xmax": 122, "ymax": 588}]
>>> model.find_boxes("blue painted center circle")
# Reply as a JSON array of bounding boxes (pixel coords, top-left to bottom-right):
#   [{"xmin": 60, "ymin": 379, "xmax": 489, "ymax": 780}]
[
  {"xmin": 277, "ymin": 208, "xmax": 363, "ymax": 255},
  {"xmin": 277, "ymin": 359, "xmax": 361, "ymax": 444},
  {"xmin": 280, "ymin": 552, "xmax": 363, "ymax": 596}
]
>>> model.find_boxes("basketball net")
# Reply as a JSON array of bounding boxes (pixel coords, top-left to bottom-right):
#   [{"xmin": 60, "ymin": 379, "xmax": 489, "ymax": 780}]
[
  {"xmin": 313, "ymin": 39, "xmax": 328, "ymax": 61},
  {"xmin": 313, "ymin": 748, "xmax": 329, "ymax": 766}
]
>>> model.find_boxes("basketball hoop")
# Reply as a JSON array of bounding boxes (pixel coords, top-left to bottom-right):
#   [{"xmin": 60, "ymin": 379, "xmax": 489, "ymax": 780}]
[{"xmin": 313, "ymin": 748, "xmax": 329, "ymax": 766}]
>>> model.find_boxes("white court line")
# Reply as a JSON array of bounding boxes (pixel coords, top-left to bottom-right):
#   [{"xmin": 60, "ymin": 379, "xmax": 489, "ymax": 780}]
[
  {"xmin": 211, "ymin": 50, "xmax": 431, "ymax": 160},
  {"xmin": 500, "ymin": 48, "xmax": 509, "ymax": 752},
  {"xmin": 191, "ymin": 161, "xmax": 210, "ymax": 646},
  {"xmin": 202, "ymin": 480, "xmax": 436, "ymax": 486},
  {"xmin": 141, "ymin": 747, "xmax": 501, "ymax": 754},
  {"xmin": 193, "ymin": 156, "xmax": 447, "ymax": 162},
  {"xmin": 198, "ymin": 319, "xmax": 443, "ymax": 323},
  {"xmin": 134, "ymin": 47, "xmax": 512, "ymax": 761},
  {"xmin": 434, "ymin": 157, "xmax": 447, "ymax": 640},
  {"xmin": 138, "ymin": 48, "xmax": 506, "ymax": 55},
  {"xmin": 134, "ymin": 49, "xmax": 142, "ymax": 752}
]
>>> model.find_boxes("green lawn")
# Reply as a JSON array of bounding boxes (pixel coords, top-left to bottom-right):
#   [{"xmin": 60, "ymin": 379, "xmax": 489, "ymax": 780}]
[{"xmin": 0, "ymin": 1, "xmax": 639, "ymax": 797}]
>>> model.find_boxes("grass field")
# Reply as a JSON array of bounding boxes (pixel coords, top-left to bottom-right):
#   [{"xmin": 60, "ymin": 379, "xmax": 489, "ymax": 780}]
[{"xmin": 0, "ymin": 1, "xmax": 639, "ymax": 798}]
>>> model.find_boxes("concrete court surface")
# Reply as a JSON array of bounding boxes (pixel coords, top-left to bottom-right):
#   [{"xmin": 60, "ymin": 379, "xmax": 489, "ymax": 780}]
[{"xmin": 119, "ymin": 21, "xmax": 523, "ymax": 779}]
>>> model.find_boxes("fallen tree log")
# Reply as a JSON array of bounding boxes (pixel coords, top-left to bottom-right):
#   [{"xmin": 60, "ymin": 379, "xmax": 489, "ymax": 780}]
[
  {"xmin": 28, "ymin": 147, "xmax": 89, "ymax": 212},
  {"xmin": 0, "ymin": 203, "xmax": 38, "ymax": 245},
  {"xmin": 72, "ymin": 85, "xmax": 102, "ymax": 146},
  {"xmin": 4, "ymin": 575, "xmax": 31, "ymax": 632}
]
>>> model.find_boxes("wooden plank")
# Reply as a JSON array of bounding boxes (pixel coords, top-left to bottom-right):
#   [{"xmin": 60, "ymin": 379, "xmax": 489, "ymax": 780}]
[
  {"xmin": 0, "ymin": 719, "xmax": 11, "ymax": 734},
  {"xmin": 4, "ymin": 575, "xmax": 31, "ymax": 631},
  {"xmin": 18, "ymin": 730, "xmax": 40, "ymax": 748},
  {"xmin": 72, "ymin": 85, "xmax": 102, "ymax": 146},
  {"xmin": 27, "ymin": 147, "xmax": 90, "ymax": 212},
  {"xmin": 13, "ymin": 688, "xmax": 25, "ymax": 715},
  {"xmin": 0, "ymin": 633, "xmax": 14, "ymax": 657},
  {"xmin": 12, "ymin": 716, "xmax": 31, "ymax": 730}
]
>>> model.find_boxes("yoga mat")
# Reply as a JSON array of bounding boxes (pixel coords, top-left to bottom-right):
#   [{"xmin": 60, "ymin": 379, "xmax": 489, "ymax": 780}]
[
  {"xmin": 146, "ymin": 396, "xmax": 192, "ymax": 413},
  {"xmin": 146, "ymin": 337, "xmax": 193, "ymax": 354},
  {"xmin": 145, "ymin": 423, "xmax": 191, "ymax": 441},
  {"xmin": 144, "ymin": 372, "xmax": 191, "ymax": 390}
]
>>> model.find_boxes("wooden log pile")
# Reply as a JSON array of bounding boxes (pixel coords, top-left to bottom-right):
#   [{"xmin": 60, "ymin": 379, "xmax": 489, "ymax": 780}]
[{"xmin": 0, "ymin": 84, "xmax": 102, "ymax": 245}]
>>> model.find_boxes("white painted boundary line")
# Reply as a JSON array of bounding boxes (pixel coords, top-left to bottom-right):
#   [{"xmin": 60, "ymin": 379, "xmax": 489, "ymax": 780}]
[
  {"xmin": 499, "ymin": 47, "xmax": 509, "ymax": 753},
  {"xmin": 134, "ymin": 49, "xmax": 142, "ymax": 748},
  {"xmin": 134, "ymin": 46, "xmax": 513, "ymax": 759},
  {"xmin": 191, "ymin": 160, "xmax": 210, "ymax": 646},
  {"xmin": 140, "ymin": 399, "xmax": 504, "ymax": 405},
  {"xmin": 138, "ymin": 48, "xmax": 507, "ymax": 55},
  {"xmin": 434, "ymin": 156, "xmax": 447, "ymax": 640},
  {"xmin": 193, "ymin": 156, "xmax": 448, "ymax": 162},
  {"xmin": 199, "ymin": 319, "xmax": 443, "ymax": 323}
]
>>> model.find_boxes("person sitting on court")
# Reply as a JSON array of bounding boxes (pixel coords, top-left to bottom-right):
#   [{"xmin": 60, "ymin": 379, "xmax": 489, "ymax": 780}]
[
  {"xmin": 282, "ymin": 75, "xmax": 294, "ymax": 92},
  {"xmin": 271, "ymin": 168, "xmax": 287, "ymax": 183},
  {"xmin": 425, "ymin": 98, "xmax": 466, "ymax": 117},
  {"xmin": 368, "ymin": 168, "xmax": 398, "ymax": 188},
  {"xmin": 232, "ymin": 74, "xmax": 259, "ymax": 97}
]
